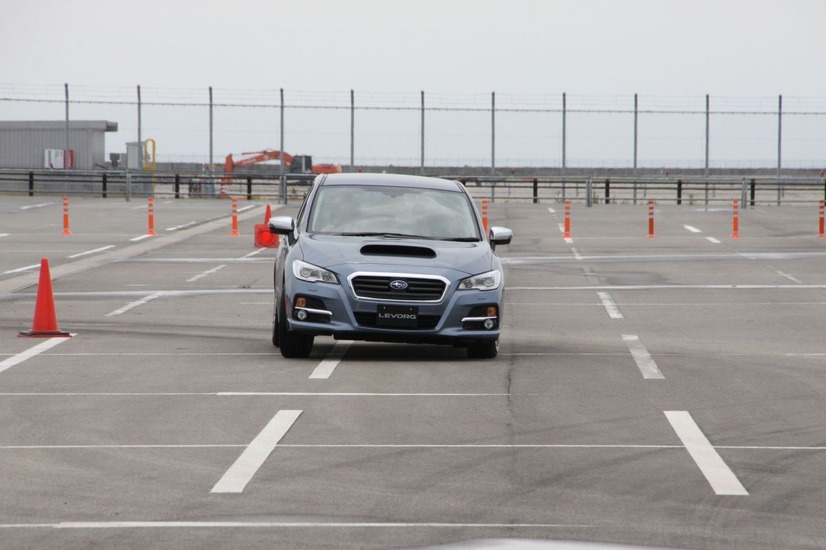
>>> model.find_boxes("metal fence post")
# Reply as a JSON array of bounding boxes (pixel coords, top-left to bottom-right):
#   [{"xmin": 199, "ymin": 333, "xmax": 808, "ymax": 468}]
[
  {"xmin": 604, "ymin": 178, "xmax": 610, "ymax": 205},
  {"xmin": 677, "ymin": 179, "xmax": 683, "ymax": 205},
  {"xmin": 532, "ymin": 178, "xmax": 538, "ymax": 204},
  {"xmin": 586, "ymin": 178, "xmax": 593, "ymax": 207},
  {"xmin": 633, "ymin": 93, "xmax": 638, "ymax": 205},
  {"xmin": 279, "ymin": 88, "xmax": 286, "ymax": 204},
  {"xmin": 28, "ymin": 171, "xmax": 34, "ymax": 197},
  {"xmin": 420, "ymin": 90, "xmax": 425, "ymax": 176},
  {"xmin": 102, "ymin": 172, "xmax": 108, "ymax": 198},
  {"xmin": 490, "ymin": 91, "xmax": 495, "ymax": 177},
  {"xmin": 561, "ymin": 92, "xmax": 567, "ymax": 202},
  {"xmin": 173, "ymin": 174, "xmax": 180, "ymax": 199},
  {"xmin": 209, "ymin": 86, "xmax": 214, "ymax": 174},
  {"xmin": 777, "ymin": 94, "xmax": 783, "ymax": 206},
  {"xmin": 705, "ymin": 94, "xmax": 710, "ymax": 207},
  {"xmin": 351, "ymin": 89, "xmax": 355, "ymax": 172},
  {"xmin": 246, "ymin": 176, "xmax": 253, "ymax": 200}
]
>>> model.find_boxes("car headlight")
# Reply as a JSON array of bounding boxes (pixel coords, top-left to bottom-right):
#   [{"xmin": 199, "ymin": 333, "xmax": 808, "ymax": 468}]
[
  {"xmin": 292, "ymin": 260, "xmax": 339, "ymax": 284},
  {"xmin": 459, "ymin": 269, "xmax": 501, "ymax": 291}
]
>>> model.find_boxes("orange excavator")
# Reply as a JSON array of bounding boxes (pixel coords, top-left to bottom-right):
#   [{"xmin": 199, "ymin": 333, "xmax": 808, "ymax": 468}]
[
  {"xmin": 220, "ymin": 149, "xmax": 341, "ymax": 195},
  {"xmin": 223, "ymin": 150, "xmax": 341, "ymax": 176}
]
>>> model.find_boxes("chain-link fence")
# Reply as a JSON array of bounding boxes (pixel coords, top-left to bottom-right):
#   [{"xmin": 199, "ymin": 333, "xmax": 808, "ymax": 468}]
[{"xmin": 3, "ymin": 84, "xmax": 826, "ymax": 172}]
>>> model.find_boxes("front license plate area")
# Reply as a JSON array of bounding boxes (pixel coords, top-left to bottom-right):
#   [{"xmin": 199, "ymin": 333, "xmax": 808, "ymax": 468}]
[{"xmin": 377, "ymin": 304, "xmax": 419, "ymax": 328}]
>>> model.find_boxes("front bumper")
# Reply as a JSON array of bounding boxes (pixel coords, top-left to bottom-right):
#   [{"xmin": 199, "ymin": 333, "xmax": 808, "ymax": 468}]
[{"xmin": 283, "ymin": 277, "xmax": 502, "ymax": 346}]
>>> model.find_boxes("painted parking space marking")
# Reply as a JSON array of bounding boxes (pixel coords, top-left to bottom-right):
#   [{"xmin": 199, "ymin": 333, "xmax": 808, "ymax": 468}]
[
  {"xmin": 68, "ymin": 245, "xmax": 115, "ymax": 259},
  {"xmin": 20, "ymin": 203, "xmax": 52, "ymax": 210},
  {"xmin": 0, "ymin": 338, "xmax": 71, "ymax": 375},
  {"xmin": 775, "ymin": 270, "xmax": 803, "ymax": 284},
  {"xmin": 683, "ymin": 225, "xmax": 702, "ymax": 233},
  {"xmin": 128, "ymin": 234, "xmax": 153, "ymax": 242},
  {"xmin": 165, "ymin": 221, "xmax": 197, "ymax": 231},
  {"xmin": 0, "ymin": 233, "xmax": 9, "ymax": 238},
  {"xmin": 42, "ymin": 520, "xmax": 595, "ymax": 530},
  {"xmin": 597, "ymin": 292, "xmax": 624, "ymax": 319},
  {"xmin": 622, "ymin": 335, "xmax": 664, "ymax": 379},
  {"xmin": 2, "ymin": 263, "xmax": 40, "ymax": 275},
  {"xmin": 106, "ymin": 292, "xmax": 164, "ymax": 317},
  {"xmin": 706, "ymin": 237, "xmax": 721, "ymax": 244},
  {"xmin": 211, "ymin": 409, "xmax": 302, "ymax": 494},
  {"xmin": 240, "ymin": 249, "xmax": 265, "ymax": 259},
  {"xmin": 186, "ymin": 265, "xmax": 226, "ymax": 283},
  {"xmin": 665, "ymin": 410, "xmax": 748, "ymax": 496},
  {"xmin": 310, "ymin": 341, "xmax": 351, "ymax": 379}
]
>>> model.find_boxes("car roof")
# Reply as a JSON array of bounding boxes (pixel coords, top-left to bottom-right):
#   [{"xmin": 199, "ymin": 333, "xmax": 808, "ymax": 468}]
[{"xmin": 319, "ymin": 173, "xmax": 465, "ymax": 192}]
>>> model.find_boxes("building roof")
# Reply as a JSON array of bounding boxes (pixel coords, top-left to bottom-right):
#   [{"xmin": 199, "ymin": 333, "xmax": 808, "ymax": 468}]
[{"xmin": 0, "ymin": 121, "xmax": 118, "ymax": 132}]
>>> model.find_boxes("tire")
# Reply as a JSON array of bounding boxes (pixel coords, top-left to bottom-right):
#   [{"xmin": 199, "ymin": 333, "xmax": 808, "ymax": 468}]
[
  {"xmin": 467, "ymin": 339, "xmax": 498, "ymax": 359},
  {"xmin": 271, "ymin": 298, "xmax": 280, "ymax": 347},
  {"xmin": 277, "ymin": 293, "xmax": 314, "ymax": 358}
]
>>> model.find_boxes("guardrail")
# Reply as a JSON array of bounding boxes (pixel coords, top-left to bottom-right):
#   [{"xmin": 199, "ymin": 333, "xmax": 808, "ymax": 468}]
[{"xmin": 1, "ymin": 169, "xmax": 825, "ymax": 206}]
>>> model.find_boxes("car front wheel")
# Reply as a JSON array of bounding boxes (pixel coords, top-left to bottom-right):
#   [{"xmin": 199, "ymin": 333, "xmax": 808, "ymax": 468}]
[
  {"xmin": 277, "ymin": 293, "xmax": 314, "ymax": 358},
  {"xmin": 467, "ymin": 339, "xmax": 498, "ymax": 359}
]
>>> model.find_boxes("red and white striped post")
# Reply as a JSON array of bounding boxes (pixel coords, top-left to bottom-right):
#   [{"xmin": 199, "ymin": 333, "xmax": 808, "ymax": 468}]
[
  {"xmin": 647, "ymin": 200, "xmax": 655, "ymax": 238},
  {"xmin": 562, "ymin": 200, "xmax": 571, "ymax": 239},
  {"xmin": 730, "ymin": 199, "xmax": 741, "ymax": 239},
  {"xmin": 146, "ymin": 197, "xmax": 157, "ymax": 236},
  {"xmin": 819, "ymin": 200, "xmax": 824, "ymax": 238},
  {"xmin": 481, "ymin": 199, "xmax": 489, "ymax": 233},
  {"xmin": 230, "ymin": 197, "xmax": 240, "ymax": 237},
  {"xmin": 62, "ymin": 196, "xmax": 71, "ymax": 236}
]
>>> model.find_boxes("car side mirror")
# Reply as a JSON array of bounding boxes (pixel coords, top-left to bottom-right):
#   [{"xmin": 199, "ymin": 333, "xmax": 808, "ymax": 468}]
[
  {"xmin": 268, "ymin": 216, "xmax": 295, "ymax": 235},
  {"xmin": 489, "ymin": 226, "xmax": 512, "ymax": 250}
]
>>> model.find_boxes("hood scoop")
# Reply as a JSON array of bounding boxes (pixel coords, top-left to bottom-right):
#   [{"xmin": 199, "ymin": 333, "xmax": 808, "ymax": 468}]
[{"xmin": 360, "ymin": 244, "xmax": 436, "ymax": 258}]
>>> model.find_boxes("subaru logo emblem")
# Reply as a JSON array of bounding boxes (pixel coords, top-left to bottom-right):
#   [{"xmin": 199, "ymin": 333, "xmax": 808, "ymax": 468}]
[{"xmin": 389, "ymin": 279, "xmax": 408, "ymax": 291}]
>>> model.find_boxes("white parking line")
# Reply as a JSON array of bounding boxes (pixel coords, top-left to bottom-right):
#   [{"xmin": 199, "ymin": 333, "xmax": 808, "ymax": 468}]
[
  {"xmin": 665, "ymin": 411, "xmax": 749, "ymax": 496},
  {"xmin": 128, "ymin": 234, "xmax": 153, "ymax": 242},
  {"xmin": 683, "ymin": 225, "xmax": 702, "ymax": 233},
  {"xmin": 310, "ymin": 341, "xmax": 351, "ymax": 379},
  {"xmin": 597, "ymin": 292, "xmax": 624, "ymax": 319},
  {"xmin": 165, "ymin": 221, "xmax": 197, "ymax": 231},
  {"xmin": 706, "ymin": 237, "xmax": 721, "ymax": 244},
  {"xmin": 106, "ymin": 292, "xmax": 164, "ymax": 317},
  {"xmin": 20, "ymin": 203, "xmax": 52, "ymax": 210},
  {"xmin": 775, "ymin": 271, "xmax": 803, "ymax": 284},
  {"xmin": 186, "ymin": 265, "xmax": 226, "ymax": 283},
  {"xmin": 240, "ymin": 249, "xmax": 265, "ymax": 259},
  {"xmin": 1, "ymin": 263, "xmax": 40, "ymax": 275},
  {"xmin": 0, "ymin": 233, "xmax": 9, "ymax": 238},
  {"xmin": 211, "ymin": 410, "xmax": 302, "ymax": 494},
  {"xmin": 68, "ymin": 245, "xmax": 115, "ymax": 259},
  {"xmin": 0, "ymin": 339, "xmax": 71, "ymax": 375},
  {"xmin": 621, "ymin": 335, "xmax": 664, "ymax": 379},
  {"xmin": 49, "ymin": 521, "xmax": 591, "ymax": 530}
]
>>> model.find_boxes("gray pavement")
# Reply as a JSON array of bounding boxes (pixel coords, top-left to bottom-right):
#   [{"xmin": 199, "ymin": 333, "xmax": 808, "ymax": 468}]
[{"xmin": 0, "ymin": 195, "xmax": 825, "ymax": 549}]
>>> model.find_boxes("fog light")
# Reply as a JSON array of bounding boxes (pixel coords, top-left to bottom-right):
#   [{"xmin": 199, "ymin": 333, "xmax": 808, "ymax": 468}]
[
  {"xmin": 295, "ymin": 297, "xmax": 307, "ymax": 308},
  {"xmin": 296, "ymin": 309, "xmax": 308, "ymax": 321},
  {"xmin": 483, "ymin": 318, "xmax": 496, "ymax": 330}
]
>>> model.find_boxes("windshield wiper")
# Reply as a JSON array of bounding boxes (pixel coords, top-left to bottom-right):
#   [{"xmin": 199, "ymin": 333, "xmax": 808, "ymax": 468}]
[{"xmin": 437, "ymin": 237, "xmax": 482, "ymax": 242}]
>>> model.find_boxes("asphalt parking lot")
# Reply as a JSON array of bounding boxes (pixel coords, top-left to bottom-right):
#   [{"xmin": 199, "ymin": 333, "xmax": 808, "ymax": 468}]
[{"xmin": 1, "ymin": 195, "xmax": 825, "ymax": 549}]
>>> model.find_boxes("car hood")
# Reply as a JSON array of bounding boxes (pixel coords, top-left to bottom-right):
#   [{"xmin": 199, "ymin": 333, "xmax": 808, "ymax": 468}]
[{"xmin": 297, "ymin": 234, "xmax": 496, "ymax": 276}]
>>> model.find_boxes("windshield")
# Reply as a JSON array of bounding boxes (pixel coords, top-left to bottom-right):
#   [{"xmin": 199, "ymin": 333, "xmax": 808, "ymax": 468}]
[{"xmin": 307, "ymin": 184, "xmax": 481, "ymax": 240}]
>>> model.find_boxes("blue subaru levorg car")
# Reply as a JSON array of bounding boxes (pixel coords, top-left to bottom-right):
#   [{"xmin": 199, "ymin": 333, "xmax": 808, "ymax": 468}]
[{"xmin": 268, "ymin": 173, "xmax": 512, "ymax": 359}]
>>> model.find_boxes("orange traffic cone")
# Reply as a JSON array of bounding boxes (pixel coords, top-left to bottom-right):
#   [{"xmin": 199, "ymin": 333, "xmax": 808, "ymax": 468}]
[
  {"xmin": 264, "ymin": 203, "xmax": 271, "ymax": 223},
  {"xmin": 18, "ymin": 258, "xmax": 72, "ymax": 338}
]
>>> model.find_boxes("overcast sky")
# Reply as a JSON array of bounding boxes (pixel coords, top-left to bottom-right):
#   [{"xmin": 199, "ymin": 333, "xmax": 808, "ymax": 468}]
[{"xmin": 2, "ymin": 0, "xmax": 825, "ymax": 167}]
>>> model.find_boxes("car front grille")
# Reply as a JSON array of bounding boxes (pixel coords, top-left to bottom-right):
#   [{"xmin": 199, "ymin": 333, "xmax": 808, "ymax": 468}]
[{"xmin": 350, "ymin": 275, "xmax": 447, "ymax": 302}]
